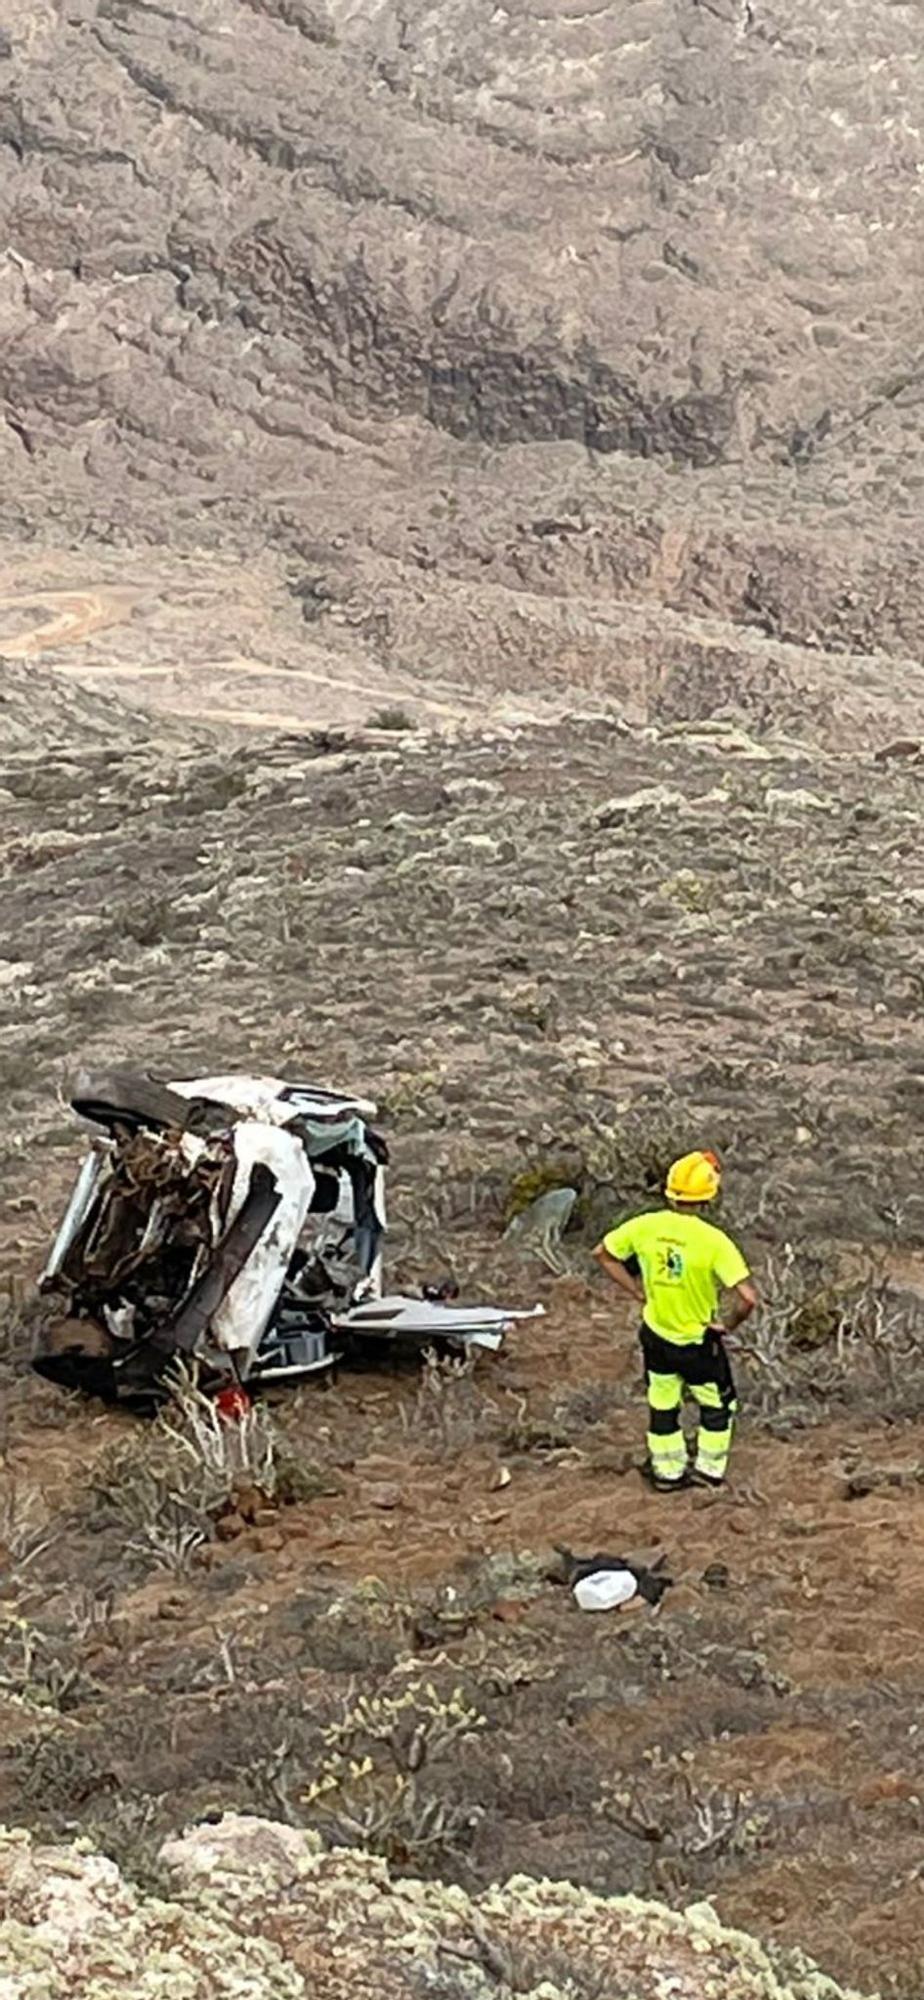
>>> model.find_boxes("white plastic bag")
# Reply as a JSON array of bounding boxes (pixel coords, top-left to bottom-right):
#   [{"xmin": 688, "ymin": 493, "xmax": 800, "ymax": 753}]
[{"xmin": 573, "ymin": 1568, "xmax": 638, "ymax": 1613}]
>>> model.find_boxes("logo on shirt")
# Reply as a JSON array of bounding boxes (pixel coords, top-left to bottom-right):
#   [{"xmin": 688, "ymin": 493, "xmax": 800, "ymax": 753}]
[{"xmin": 659, "ymin": 1247, "xmax": 685, "ymax": 1280}]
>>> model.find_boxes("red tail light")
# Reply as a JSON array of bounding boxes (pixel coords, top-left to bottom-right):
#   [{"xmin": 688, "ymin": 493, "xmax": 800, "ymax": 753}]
[{"xmin": 215, "ymin": 1385, "xmax": 251, "ymax": 1422}]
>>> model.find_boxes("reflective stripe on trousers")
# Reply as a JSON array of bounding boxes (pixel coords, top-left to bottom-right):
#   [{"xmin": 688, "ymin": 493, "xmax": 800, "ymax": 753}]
[
  {"xmin": 690, "ymin": 1377, "xmax": 736, "ymax": 1480},
  {"xmin": 645, "ymin": 1353, "xmax": 738, "ymax": 1485},
  {"xmin": 646, "ymin": 1368, "xmax": 689, "ymax": 1482}
]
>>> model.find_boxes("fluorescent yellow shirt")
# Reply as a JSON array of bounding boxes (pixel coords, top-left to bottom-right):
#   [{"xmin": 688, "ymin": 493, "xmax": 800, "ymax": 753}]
[{"xmin": 603, "ymin": 1208, "xmax": 750, "ymax": 1345}]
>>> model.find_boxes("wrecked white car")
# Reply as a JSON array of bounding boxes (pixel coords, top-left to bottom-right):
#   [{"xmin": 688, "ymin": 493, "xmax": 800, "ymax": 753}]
[{"xmin": 35, "ymin": 1069, "xmax": 540, "ymax": 1405}]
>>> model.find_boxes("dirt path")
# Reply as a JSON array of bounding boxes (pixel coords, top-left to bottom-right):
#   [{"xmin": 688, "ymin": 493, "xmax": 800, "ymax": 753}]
[
  {"xmin": 1, "ymin": 571, "xmax": 907, "ymax": 746},
  {"xmin": 0, "ymin": 587, "xmax": 140, "ymax": 657},
  {"xmin": 45, "ymin": 652, "xmax": 483, "ymax": 728},
  {"xmin": 0, "ymin": 582, "xmax": 484, "ymax": 729}
]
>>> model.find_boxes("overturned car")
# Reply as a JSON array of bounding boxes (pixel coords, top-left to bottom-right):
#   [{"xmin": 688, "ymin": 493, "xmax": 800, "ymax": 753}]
[{"xmin": 35, "ymin": 1069, "xmax": 540, "ymax": 1405}]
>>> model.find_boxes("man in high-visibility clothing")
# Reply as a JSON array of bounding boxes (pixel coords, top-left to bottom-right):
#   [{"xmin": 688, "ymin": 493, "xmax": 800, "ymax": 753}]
[{"xmin": 594, "ymin": 1151, "xmax": 757, "ymax": 1490}]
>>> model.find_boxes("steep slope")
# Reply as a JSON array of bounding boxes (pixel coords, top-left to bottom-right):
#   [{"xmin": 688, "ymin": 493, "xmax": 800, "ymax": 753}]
[
  {"xmin": 2, "ymin": 715, "xmax": 923, "ymax": 1243},
  {"xmin": 2, "ymin": 719, "xmax": 924, "ymax": 1997},
  {"xmin": 3, "ymin": 10, "xmax": 924, "ymax": 1999},
  {"xmin": 2, "ymin": 1, "xmax": 924, "ymax": 738}
]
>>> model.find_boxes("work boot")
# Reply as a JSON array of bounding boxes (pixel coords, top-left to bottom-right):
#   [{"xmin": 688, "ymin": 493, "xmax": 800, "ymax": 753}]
[
  {"xmin": 689, "ymin": 1466, "xmax": 724, "ymax": 1491},
  {"xmin": 643, "ymin": 1463, "xmax": 692, "ymax": 1494}
]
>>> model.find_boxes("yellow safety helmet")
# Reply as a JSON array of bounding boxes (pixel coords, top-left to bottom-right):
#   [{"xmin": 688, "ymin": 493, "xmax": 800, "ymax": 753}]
[{"xmin": 665, "ymin": 1149, "xmax": 721, "ymax": 1205}]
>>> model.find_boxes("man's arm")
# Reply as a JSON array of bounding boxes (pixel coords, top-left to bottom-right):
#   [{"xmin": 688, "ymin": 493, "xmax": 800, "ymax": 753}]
[
  {"xmin": 593, "ymin": 1240, "xmax": 645, "ymax": 1307},
  {"xmin": 713, "ymin": 1277, "xmax": 758, "ymax": 1335}
]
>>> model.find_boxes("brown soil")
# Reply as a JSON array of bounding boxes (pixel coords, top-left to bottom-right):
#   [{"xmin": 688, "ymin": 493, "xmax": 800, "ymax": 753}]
[
  {"xmin": 1, "ymin": 714, "xmax": 923, "ymax": 2000},
  {"xmin": 5, "ymin": 1234, "xmax": 924, "ymax": 1997}
]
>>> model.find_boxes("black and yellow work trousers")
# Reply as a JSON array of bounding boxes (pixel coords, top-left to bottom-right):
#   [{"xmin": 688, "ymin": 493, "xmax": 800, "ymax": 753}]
[{"xmin": 640, "ymin": 1322, "xmax": 737, "ymax": 1485}]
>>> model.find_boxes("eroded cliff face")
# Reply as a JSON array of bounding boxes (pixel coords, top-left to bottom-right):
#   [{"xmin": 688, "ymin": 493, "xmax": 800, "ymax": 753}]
[{"xmin": 2, "ymin": 1, "xmax": 924, "ymax": 738}]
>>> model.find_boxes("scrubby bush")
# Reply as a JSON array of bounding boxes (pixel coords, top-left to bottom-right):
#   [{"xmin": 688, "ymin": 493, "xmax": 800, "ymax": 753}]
[
  {"xmin": 596, "ymin": 1765, "xmax": 767, "ymax": 1865},
  {"xmin": 368, "ymin": 705, "xmax": 416, "ymax": 732},
  {"xmin": 401, "ymin": 1346, "xmax": 493, "ymax": 1455},
  {"xmin": 303, "ymin": 1677, "xmax": 486, "ymax": 1866},
  {"xmin": 739, "ymin": 1244, "xmax": 924, "ymax": 1429},
  {"xmin": 502, "ymin": 1159, "xmax": 581, "ymax": 1228},
  {"xmin": 0, "ymin": 1608, "xmax": 92, "ymax": 1713},
  {"xmin": 85, "ymin": 1366, "xmax": 279, "ymax": 1573}
]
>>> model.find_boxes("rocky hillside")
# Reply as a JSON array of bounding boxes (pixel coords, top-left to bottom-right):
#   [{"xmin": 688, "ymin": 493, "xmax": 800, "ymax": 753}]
[
  {"xmin": 3, "ymin": 6, "xmax": 924, "ymax": 2000},
  {"xmin": 2, "ymin": 710, "xmax": 924, "ymax": 1248},
  {"xmin": 0, "ymin": 1814, "xmax": 869, "ymax": 1999},
  {"xmin": 2, "ymin": 709, "xmax": 924, "ymax": 2000},
  {"xmin": 3, "ymin": 1, "xmax": 924, "ymax": 736}
]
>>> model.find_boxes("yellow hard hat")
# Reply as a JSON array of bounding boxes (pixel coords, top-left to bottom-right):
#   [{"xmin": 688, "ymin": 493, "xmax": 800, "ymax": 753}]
[{"xmin": 665, "ymin": 1149, "xmax": 721, "ymax": 1204}]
